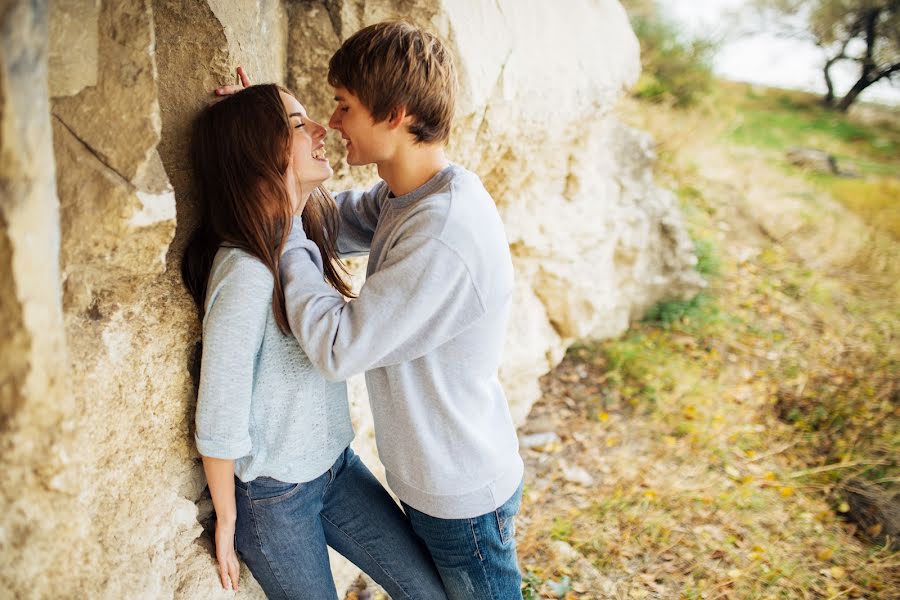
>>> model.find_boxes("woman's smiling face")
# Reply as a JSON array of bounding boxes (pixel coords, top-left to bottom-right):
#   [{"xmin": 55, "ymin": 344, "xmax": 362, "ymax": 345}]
[{"xmin": 280, "ymin": 91, "xmax": 332, "ymax": 199}]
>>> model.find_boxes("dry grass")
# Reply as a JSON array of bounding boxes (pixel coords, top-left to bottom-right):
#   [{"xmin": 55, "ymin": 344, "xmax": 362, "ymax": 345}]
[{"xmin": 514, "ymin": 85, "xmax": 899, "ymax": 599}]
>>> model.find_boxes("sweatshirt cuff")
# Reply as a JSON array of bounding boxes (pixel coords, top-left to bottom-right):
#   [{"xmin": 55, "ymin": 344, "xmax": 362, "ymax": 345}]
[
  {"xmin": 282, "ymin": 216, "xmax": 325, "ymax": 274},
  {"xmin": 283, "ymin": 216, "xmax": 311, "ymax": 253}
]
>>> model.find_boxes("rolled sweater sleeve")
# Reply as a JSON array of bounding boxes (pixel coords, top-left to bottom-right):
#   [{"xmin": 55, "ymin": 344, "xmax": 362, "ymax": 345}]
[
  {"xmin": 281, "ymin": 226, "xmax": 485, "ymax": 382},
  {"xmin": 194, "ymin": 256, "xmax": 272, "ymax": 459}
]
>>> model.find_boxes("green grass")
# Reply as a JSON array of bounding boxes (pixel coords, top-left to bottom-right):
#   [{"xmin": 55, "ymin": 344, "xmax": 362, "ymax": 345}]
[
  {"xmin": 550, "ymin": 517, "xmax": 574, "ymax": 542},
  {"xmin": 727, "ymin": 87, "xmax": 900, "ymax": 163},
  {"xmin": 719, "ymin": 83, "xmax": 900, "ymax": 239}
]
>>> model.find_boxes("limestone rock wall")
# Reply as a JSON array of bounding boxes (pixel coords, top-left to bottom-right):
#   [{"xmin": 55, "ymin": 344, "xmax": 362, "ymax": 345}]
[
  {"xmin": 0, "ymin": 0, "xmax": 701, "ymax": 597},
  {"xmin": 1, "ymin": 1, "xmax": 78, "ymax": 597}
]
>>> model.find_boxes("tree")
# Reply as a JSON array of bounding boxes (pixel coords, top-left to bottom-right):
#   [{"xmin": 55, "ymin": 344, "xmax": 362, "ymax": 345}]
[{"xmin": 755, "ymin": 0, "xmax": 899, "ymax": 111}]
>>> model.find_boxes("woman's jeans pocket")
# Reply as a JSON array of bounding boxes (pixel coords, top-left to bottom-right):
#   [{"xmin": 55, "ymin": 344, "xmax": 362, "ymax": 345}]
[
  {"xmin": 245, "ymin": 476, "xmax": 303, "ymax": 506},
  {"xmin": 494, "ymin": 482, "xmax": 522, "ymax": 546}
]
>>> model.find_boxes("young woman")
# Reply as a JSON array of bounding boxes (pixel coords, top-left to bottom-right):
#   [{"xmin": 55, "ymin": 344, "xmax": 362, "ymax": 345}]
[{"xmin": 181, "ymin": 84, "xmax": 447, "ymax": 600}]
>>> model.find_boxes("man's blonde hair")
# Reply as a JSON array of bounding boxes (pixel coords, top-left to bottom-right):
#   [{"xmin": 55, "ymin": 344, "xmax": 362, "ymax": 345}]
[{"xmin": 328, "ymin": 20, "xmax": 457, "ymax": 144}]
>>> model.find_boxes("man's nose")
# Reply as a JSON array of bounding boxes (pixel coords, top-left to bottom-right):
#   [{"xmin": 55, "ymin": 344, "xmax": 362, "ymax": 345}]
[{"xmin": 328, "ymin": 110, "xmax": 340, "ymax": 131}]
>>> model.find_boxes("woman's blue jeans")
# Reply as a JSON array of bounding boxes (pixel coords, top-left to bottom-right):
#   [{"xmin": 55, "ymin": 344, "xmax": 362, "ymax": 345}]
[
  {"xmin": 234, "ymin": 447, "xmax": 447, "ymax": 600},
  {"xmin": 402, "ymin": 480, "xmax": 524, "ymax": 600}
]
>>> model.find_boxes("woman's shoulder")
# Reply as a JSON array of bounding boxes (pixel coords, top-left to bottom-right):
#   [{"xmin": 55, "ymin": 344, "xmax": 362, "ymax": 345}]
[{"xmin": 209, "ymin": 246, "xmax": 275, "ymax": 295}]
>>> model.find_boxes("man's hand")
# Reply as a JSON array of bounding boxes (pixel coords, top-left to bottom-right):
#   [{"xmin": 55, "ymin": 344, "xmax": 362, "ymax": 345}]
[
  {"xmin": 214, "ymin": 518, "xmax": 241, "ymax": 591},
  {"xmin": 215, "ymin": 66, "xmax": 252, "ymax": 97}
]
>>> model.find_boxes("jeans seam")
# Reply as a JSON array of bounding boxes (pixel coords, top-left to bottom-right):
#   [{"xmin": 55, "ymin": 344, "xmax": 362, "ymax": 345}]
[
  {"xmin": 473, "ymin": 517, "xmax": 497, "ymax": 600},
  {"xmin": 246, "ymin": 487, "xmax": 291, "ymax": 600},
  {"xmin": 469, "ymin": 518, "xmax": 484, "ymax": 562},
  {"xmin": 320, "ymin": 512, "xmax": 413, "ymax": 600},
  {"xmin": 324, "ymin": 449, "xmax": 345, "ymax": 493},
  {"xmin": 323, "ymin": 468, "xmax": 335, "ymax": 493}
]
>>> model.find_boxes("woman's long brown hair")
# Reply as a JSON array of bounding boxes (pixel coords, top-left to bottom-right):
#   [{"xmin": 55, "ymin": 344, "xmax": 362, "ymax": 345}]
[{"xmin": 181, "ymin": 84, "xmax": 353, "ymax": 334}]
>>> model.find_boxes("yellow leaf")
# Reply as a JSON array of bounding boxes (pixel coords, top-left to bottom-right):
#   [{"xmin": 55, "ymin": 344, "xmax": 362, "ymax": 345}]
[
  {"xmin": 780, "ymin": 486, "xmax": 794, "ymax": 497},
  {"xmin": 838, "ymin": 502, "xmax": 850, "ymax": 513},
  {"xmin": 643, "ymin": 490, "xmax": 657, "ymax": 501},
  {"xmin": 763, "ymin": 471, "xmax": 777, "ymax": 481},
  {"xmin": 598, "ymin": 411, "xmax": 610, "ymax": 422},
  {"xmin": 816, "ymin": 547, "xmax": 834, "ymax": 561},
  {"xmin": 829, "ymin": 566, "xmax": 846, "ymax": 579}
]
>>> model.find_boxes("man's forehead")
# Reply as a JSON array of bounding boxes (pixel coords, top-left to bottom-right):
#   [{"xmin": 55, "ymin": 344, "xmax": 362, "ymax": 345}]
[{"xmin": 332, "ymin": 87, "xmax": 354, "ymax": 102}]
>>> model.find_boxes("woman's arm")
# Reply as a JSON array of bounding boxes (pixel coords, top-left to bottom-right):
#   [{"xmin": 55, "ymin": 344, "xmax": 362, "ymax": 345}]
[
  {"xmin": 195, "ymin": 255, "xmax": 273, "ymax": 591},
  {"xmin": 203, "ymin": 456, "xmax": 240, "ymax": 591}
]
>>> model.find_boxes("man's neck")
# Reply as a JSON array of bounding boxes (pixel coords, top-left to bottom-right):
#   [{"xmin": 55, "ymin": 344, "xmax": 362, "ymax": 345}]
[{"xmin": 377, "ymin": 144, "xmax": 449, "ymax": 198}]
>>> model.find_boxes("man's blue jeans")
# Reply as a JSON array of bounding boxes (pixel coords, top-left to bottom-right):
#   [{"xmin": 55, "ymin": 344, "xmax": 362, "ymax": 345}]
[
  {"xmin": 402, "ymin": 481, "xmax": 524, "ymax": 600},
  {"xmin": 233, "ymin": 447, "xmax": 447, "ymax": 600}
]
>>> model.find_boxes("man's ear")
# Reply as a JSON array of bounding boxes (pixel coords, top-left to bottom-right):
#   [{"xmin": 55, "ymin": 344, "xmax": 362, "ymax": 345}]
[{"xmin": 386, "ymin": 105, "xmax": 408, "ymax": 130}]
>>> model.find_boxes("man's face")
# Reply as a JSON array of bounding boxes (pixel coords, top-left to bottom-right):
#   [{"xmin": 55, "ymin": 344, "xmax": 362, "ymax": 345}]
[{"xmin": 328, "ymin": 86, "xmax": 391, "ymax": 166}]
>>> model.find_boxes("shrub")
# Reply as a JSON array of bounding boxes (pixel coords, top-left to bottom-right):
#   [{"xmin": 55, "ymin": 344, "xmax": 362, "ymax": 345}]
[{"xmin": 631, "ymin": 15, "xmax": 716, "ymax": 108}]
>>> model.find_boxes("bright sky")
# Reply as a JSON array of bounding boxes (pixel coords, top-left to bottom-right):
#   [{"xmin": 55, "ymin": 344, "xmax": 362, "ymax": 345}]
[{"xmin": 660, "ymin": 0, "xmax": 900, "ymax": 105}]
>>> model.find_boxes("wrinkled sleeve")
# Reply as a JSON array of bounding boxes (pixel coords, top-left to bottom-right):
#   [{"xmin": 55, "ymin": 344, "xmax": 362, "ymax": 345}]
[
  {"xmin": 194, "ymin": 257, "xmax": 272, "ymax": 459},
  {"xmin": 334, "ymin": 185, "xmax": 383, "ymax": 257},
  {"xmin": 281, "ymin": 226, "xmax": 485, "ymax": 382}
]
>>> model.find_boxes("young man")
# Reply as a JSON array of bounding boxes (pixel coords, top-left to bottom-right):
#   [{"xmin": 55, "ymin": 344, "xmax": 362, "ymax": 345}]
[
  {"xmin": 291, "ymin": 21, "xmax": 523, "ymax": 599},
  {"xmin": 220, "ymin": 20, "xmax": 524, "ymax": 599}
]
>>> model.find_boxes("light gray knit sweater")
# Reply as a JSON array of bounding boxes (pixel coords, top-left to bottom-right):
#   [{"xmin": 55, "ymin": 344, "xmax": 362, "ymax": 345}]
[{"xmin": 194, "ymin": 246, "xmax": 353, "ymax": 483}]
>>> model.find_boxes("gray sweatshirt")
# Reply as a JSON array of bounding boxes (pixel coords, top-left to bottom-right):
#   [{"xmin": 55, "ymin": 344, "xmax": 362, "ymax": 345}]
[
  {"xmin": 195, "ymin": 247, "xmax": 354, "ymax": 483},
  {"xmin": 281, "ymin": 164, "xmax": 523, "ymax": 519}
]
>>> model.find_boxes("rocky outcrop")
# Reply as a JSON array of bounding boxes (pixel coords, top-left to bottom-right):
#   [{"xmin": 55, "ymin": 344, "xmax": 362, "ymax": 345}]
[
  {"xmin": 0, "ymin": 0, "xmax": 702, "ymax": 597},
  {"xmin": 0, "ymin": 2, "xmax": 77, "ymax": 596}
]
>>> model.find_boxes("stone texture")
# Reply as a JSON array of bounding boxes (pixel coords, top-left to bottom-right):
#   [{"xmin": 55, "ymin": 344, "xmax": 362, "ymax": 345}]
[
  {"xmin": 0, "ymin": 1, "xmax": 78, "ymax": 597},
  {"xmin": 48, "ymin": 0, "xmax": 100, "ymax": 97},
  {"xmin": 154, "ymin": 0, "xmax": 287, "ymax": 255},
  {"xmin": 0, "ymin": 0, "xmax": 703, "ymax": 597}
]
